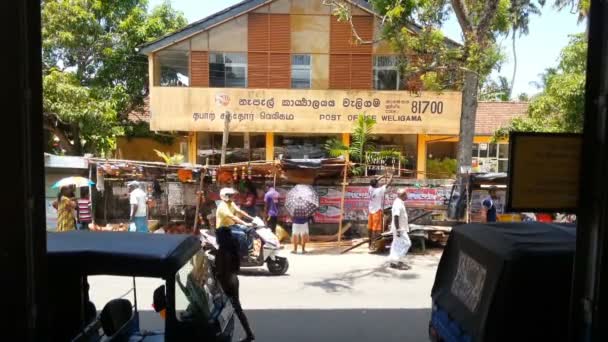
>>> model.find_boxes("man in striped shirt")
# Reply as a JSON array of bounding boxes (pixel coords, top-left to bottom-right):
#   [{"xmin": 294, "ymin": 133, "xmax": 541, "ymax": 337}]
[{"xmin": 77, "ymin": 187, "xmax": 92, "ymax": 230}]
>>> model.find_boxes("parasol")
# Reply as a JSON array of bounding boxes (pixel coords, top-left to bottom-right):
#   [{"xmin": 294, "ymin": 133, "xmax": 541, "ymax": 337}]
[
  {"xmin": 52, "ymin": 176, "xmax": 95, "ymax": 189},
  {"xmin": 285, "ymin": 185, "xmax": 319, "ymax": 218}
]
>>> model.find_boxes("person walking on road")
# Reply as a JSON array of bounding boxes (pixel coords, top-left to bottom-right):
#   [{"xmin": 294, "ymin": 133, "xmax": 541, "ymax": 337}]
[
  {"xmin": 291, "ymin": 215, "xmax": 310, "ymax": 254},
  {"xmin": 388, "ymin": 189, "xmax": 412, "ymax": 270},
  {"xmin": 264, "ymin": 182, "xmax": 280, "ymax": 233},
  {"xmin": 368, "ymin": 173, "xmax": 393, "ymax": 250},
  {"xmin": 216, "ymin": 227, "xmax": 256, "ymax": 342},
  {"xmin": 128, "ymin": 181, "xmax": 149, "ymax": 233},
  {"xmin": 76, "ymin": 187, "xmax": 92, "ymax": 230},
  {"xmin": 55, "ymin": 186, "xmax": 77, "ymax": 232}
]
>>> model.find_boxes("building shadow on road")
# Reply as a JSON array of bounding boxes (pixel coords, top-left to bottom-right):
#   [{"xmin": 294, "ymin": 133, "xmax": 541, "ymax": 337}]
[
  {"xmin": 303, "ymin": 265, "xmax": 421, "ymax": 293},
  {"xmin": 138, "ymin": 308, "xmax": 431, "ymax": 342}
]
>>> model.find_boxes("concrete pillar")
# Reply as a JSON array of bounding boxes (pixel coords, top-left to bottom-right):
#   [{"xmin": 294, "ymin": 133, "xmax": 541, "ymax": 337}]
[
  {"xmin": 265, "ymin": 132, "xmax": 274, "ymax": 161},
  {"xmin": 417, "ymin": 134, "xmax": 427, "ymax": 179}
]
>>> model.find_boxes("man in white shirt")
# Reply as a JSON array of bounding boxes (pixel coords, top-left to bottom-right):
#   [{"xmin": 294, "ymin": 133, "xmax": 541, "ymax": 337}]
[
  {"xmin": 368, "ymin": 173, "xmax": 393, "ymax": 250},
  {"xmin": 128, "ymin": 181, "xmax": 148, "ymax": 233},
  {"xmin": 388, "ymin": 189, "xmax": 412, "ymax": 269}
]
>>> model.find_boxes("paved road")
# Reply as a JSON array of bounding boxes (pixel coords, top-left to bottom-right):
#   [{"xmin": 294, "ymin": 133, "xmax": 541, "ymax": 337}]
[{"xmin": 89, "ymin": 247, "xmax": 441, "ymax": 341}]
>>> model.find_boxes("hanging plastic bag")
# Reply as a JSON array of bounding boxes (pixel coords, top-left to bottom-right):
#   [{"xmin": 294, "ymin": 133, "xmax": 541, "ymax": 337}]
[{"xmin": 129, "ymin": 222, "xmax": 137, "ymax": 232}]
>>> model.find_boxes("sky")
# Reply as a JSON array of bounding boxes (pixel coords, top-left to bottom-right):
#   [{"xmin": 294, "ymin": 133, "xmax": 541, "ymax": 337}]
[{"xmin": 149, "ymin": 0, "xmax": 585, "ymax": 98}]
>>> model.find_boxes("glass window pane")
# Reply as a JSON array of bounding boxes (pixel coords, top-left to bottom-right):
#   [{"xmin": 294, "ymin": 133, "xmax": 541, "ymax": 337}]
[
  {"xmin": 292, "ymin": 55, "xmax": 311, "ymax": 89},
  {"xmin": 478, "ymin": 143, "xmax": 489, "ymax": 158},
  {"xmin": 374, "ymin": 69, "xmax": 398, "ymax": 90},
  {"xmin": 489, "ymin": 144, "xmax": 498, "ymax": 158},
  {"xmin": 291, "ymin": 69, "xmax": 310, "ymax": 89},
  {"xmin": 498, "ymin": 160, "xmax": 509, "ymax": 173},
  {"xmin": 373, "ymin": 55, "xmax": 397, "ymax": 67},
  {"xmin": 225, "ymin": 66, "xmax": 246, "ymax": 88},
  {"xmin": 498, "ymin": 143, "xmax": 509, "ymax": 158},
  {"xmin": 209, "ymin": 63, "xmax": 225, "ymax": 87},
  {"xmin": 292, "ymin": 54, "xmax": 311, "ymax": 66},
  {"xmin": 209, "ymin": 53, "xmax": 224, "ymax": 64},
  {"xmin": 157, "ymin": 49, "xmax": 190, "ymax": 87},
  {"xmin": 472, "ymin": 143, "xmax": 479, "ymax": 158},
  {"xmin": 224, "ymin": 53, "xmax": 247, "ymax": 64}
]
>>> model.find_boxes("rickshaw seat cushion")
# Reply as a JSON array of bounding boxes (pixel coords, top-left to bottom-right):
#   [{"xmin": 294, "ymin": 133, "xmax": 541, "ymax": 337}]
[{"xmin": 100, "ymin": 298, "xmax": 133, "ymax": 338}]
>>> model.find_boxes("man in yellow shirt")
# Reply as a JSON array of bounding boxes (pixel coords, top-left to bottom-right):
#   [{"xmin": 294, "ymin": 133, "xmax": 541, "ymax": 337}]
[{"xmin": 216, "ymin": 188, "xmax": 255, "ymax": 259}]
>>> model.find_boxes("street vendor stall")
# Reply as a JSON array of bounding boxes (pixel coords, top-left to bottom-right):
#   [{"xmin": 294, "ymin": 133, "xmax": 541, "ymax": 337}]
[
  {"xmin": 211, "ymin": 158, "xmax": 454, "ymax": 248},
  {"xmin": 86, "ymin": 158, "xmax": 209, "ymax": 232}
]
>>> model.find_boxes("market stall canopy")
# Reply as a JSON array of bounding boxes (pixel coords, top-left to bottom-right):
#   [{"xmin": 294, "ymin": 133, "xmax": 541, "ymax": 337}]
[
  {"xmin": 47, "ymin": 231, "xmax": 200, "ymax": 277},
  {"xmin": 88, "ymin": 157, "xmax": 206, "ymax": 181},
  {"xmin": 431, "ymin": 222, "xmax": 576, "ymax": 341},
  {"xmin": 280, "ymin": 157, "xmax": 346, "ymax": 184}
]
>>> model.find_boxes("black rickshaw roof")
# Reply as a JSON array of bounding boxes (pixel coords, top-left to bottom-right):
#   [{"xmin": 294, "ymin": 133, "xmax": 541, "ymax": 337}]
[
  {"xmin": 47, "ymin": 231, "xmax": 201, "ymax": 278},
  {"xmin": 431, "ymin": 222, "xmax": 576, "ymax": 341}
]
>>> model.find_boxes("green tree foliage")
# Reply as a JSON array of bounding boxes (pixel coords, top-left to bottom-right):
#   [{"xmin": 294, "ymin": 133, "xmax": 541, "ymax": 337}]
[
  {"xmin": 480, "ymin": 76, "xmax": 511, "ymax": 101},
  {"xmin": 496, "ymin": 33, "xmax": 586, "ymax": 136},
  {"xmin": 326, "ymin": 0, "xmax": 582, "ymax": 175},
  {"xmin": 427, "ymin": 158, "xmax": 458, "ymax": 178},
  {"xmin": 42, "ymin": 0, "xmax": 186, "ymax": 156}
]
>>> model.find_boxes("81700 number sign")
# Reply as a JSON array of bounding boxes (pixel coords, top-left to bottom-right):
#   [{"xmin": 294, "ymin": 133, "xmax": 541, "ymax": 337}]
[{"xmin": 411, "ymin": 101, "xmax": 444, "ymax": 114}]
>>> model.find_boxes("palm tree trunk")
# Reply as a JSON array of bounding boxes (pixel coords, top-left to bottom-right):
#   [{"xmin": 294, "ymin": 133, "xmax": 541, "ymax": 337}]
[{"xmin": 510, "ymin": 31, "xmax": 517, "ymax": 99}]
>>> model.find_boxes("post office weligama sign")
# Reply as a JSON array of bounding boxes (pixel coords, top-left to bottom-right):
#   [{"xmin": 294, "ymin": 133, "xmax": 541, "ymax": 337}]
[{"xmin": 150, "ymin": 87, "xmax": 462, "ymax": 134}]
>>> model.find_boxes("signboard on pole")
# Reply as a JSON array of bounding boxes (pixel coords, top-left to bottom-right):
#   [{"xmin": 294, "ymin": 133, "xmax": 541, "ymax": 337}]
[{"xmin": 506, "ymin": 132, "xmax": 582, "ymax": 212}]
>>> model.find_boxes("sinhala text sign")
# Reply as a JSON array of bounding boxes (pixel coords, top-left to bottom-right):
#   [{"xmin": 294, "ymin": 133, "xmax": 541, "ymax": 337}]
[
  {"xmin": 150, "ymin": 87, "xmax": 462, "ymax": 134},
  {"xmin": 507, "ymin": 132, "xmax": 582, "ymax": 212}
]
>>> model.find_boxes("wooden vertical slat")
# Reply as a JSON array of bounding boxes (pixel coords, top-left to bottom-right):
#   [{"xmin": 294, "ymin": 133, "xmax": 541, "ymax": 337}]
[
  {"xmin": 330, "ymin": 19, "xmax": 352, "ymax": 54},
  {"xmin": 190, "ymin": 51, "xmax": 209, "ymax": 87},
  {"xmin": 329, "ymin": 54, "xmax": 351, "ymax": 89},
  {"xmin": 350, "ymin": 54, "xmax": 372, "ymax": 89},
  {"xmin": 248, "ymin": 13, "xmax": 269, "ymax": 52},
  {"xmin": 248, "ymin": 52, "xmax": 269, "ymax": 88},
  {"xmin": 351, "ymin": 16, "xmax": 373, "ymax": 54},
  {"xmin": 269, "ymin": 14, "xmax": 291, "ymax": 52},
  {"xmin": 269, "ymin": 53, "xmax": 291, "ymax": 88}
]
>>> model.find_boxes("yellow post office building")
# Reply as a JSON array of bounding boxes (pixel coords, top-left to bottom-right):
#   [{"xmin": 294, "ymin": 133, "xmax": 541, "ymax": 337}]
[{"xmin": 140, "ymin": 0, "xmax": 528, "ymax": 177}]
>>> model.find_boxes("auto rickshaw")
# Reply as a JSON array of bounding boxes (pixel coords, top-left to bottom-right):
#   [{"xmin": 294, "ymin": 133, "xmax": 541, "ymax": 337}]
[
  {"xmin": 428, "ymin": 222, "xmax": 576, "ymax": 341},
  {"xmin": 47, "ymin": 231, "xmax": 235, "ymax": 342},
  {"xmin": 447, "ymin": 172, "xmax": 508, "ymax": 222}
]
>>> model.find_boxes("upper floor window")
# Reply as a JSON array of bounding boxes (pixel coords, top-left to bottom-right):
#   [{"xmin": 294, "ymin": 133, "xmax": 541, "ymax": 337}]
[
  {"xmin": 291, "ymin": 54, "xmax": 312, "ymax": 89},
  {"xmin": 156, "ymin": 44, "xmax": 190, "ymax": 87},
  {"xmin": 373, "ymin": 55, "xmax": 402, "ymax": 90},
  {"xmin": 209, "ymin": 53, "xmax": 247, "ymax": 88}
]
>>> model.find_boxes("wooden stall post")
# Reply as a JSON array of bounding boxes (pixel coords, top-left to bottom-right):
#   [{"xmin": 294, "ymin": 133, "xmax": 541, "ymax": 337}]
[
  {"xmin": 337, "ymin": 161, "xmax": 349, "ymax": 247},
  {"xmin": 193, "ymin": 160, "xmax": 209, "ymax": 231},
  {"xmin": 88, "ymin": 163, "xmax": 95, "ymax": 226}
]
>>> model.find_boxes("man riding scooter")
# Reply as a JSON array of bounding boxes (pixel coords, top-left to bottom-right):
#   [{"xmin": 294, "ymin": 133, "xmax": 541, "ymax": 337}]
[{"xmin": 216, "ymin": 188, "xmax": 256, "ymax": 261}]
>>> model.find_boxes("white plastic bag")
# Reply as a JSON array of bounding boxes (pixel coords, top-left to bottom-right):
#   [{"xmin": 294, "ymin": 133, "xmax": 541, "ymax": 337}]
[{"xmin": 129, "ymin": 222, "xmax": 137, "ymax": 232}]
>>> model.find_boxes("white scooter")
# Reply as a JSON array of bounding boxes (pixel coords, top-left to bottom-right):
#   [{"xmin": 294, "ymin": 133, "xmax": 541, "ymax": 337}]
[{"xmin": 200, "ymin": 217, "xmax": 289, "ymax": 275}]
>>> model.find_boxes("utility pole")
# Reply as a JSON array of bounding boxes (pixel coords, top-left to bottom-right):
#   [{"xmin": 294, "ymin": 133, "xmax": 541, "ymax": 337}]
[{"xmin": 220, "ymin": 114, "xmax": 230, "ymax": 165}]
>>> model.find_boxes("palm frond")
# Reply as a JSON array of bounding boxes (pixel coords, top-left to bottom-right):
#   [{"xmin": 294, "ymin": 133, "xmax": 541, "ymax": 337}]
[
  {"xmin": 325, "ymin": 138, "xmax": 349, "ymax": 158},
  {"xmin": 154, "ymin": 149, "xmax": 184, "ymax": 165}
]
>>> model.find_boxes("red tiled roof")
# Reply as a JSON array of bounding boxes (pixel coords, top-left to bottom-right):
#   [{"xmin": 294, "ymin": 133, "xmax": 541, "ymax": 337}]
[
  {"xmin": 475, "ymin": 101, "xmax": 529, "ymax": 135},
  {"xmin": 127, "ymin": 97, "xmax": 151, "ymax": 123}
]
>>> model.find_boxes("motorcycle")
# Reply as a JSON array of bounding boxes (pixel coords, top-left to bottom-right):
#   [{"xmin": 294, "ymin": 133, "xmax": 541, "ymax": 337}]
[{"xmin": 200, "ymin": 217, "xmax": 289, "ymax": 275}]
